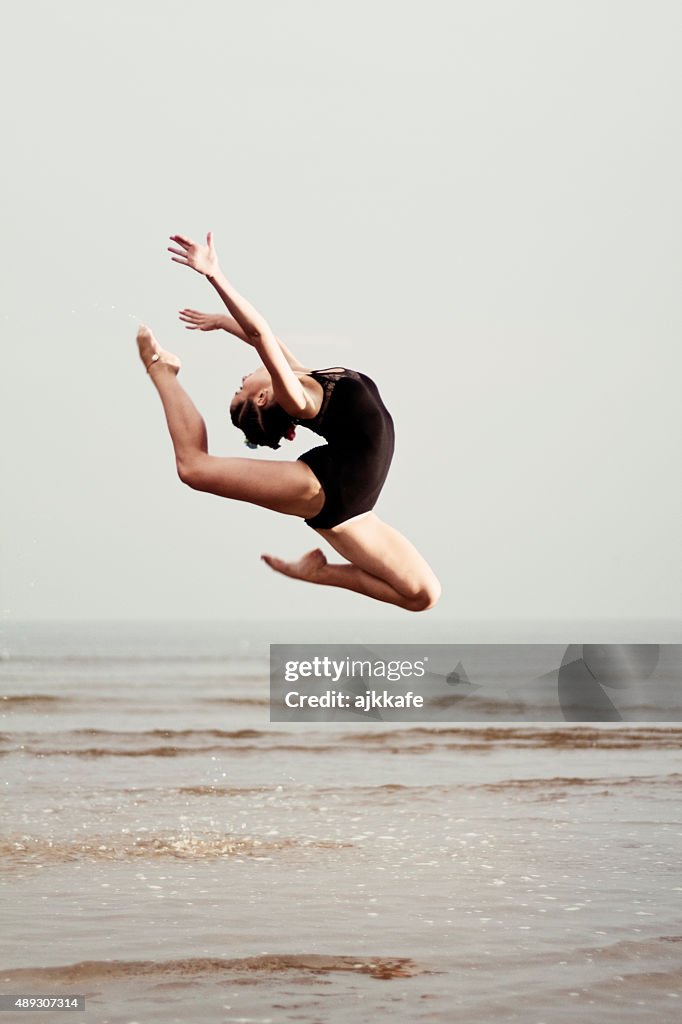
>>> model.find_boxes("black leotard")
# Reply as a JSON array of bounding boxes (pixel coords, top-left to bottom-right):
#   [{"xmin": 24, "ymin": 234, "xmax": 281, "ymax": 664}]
[{"xmin": 296, "ymin": 367, "xmax": 395, "ymax": 530}]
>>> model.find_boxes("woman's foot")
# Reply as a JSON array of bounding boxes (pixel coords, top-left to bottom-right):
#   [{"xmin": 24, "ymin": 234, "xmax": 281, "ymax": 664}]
[
  {"xmin": 261, "ymin": 547, "xmax": 328, "ymax": 582},
  {"xmin": 136, "ymin": 325, "xmax": 181, "ymax": 374}
]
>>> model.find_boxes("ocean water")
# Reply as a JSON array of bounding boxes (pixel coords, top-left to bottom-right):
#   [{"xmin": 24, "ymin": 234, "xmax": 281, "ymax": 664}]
[{"xmin": 1, "ymin": 621, "xmax": 681, "ymax": 1024}]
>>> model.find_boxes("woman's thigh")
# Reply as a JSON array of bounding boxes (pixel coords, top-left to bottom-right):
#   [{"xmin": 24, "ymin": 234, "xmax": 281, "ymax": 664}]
[
  {"xmin": 314, "ymin": 512, "xmax": 440, "ymax": 599},
  {"xmin": 186, "ymin": 454, "xmax": 326, "ymax": 519}
]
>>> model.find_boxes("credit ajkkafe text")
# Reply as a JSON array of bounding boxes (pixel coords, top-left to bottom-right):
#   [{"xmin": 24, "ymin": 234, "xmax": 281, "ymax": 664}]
[{"xmin": 283, "ymin": 657, "xmax": 428, "ymax": 684}]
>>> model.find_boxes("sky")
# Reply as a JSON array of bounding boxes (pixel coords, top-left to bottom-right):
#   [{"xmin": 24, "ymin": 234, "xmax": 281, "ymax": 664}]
[{"xmin": 1, "ymin": 0, "xmax": 680, "ymax": 628}]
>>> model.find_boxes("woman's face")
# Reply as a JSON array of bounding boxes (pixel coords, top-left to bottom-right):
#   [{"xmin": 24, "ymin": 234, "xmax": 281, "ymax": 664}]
[{"xmin": 229, "ymin": 366, "xmax": 271, "ymax": 414}]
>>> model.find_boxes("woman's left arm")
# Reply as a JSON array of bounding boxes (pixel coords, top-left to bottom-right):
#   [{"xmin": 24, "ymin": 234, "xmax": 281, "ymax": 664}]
[
  {"xmin": 204, "ymin": 272, "xmax": 311, "ymax": 414},
  {"xmin": 178, "ymin": 309, "xmax": 309, "ymax": 371}
]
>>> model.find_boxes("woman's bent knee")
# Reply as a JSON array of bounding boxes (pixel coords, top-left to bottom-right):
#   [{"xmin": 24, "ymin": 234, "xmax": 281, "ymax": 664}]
[{"xmin": 406, "ymin": 579, "xmax": 442, "ymax": 612}]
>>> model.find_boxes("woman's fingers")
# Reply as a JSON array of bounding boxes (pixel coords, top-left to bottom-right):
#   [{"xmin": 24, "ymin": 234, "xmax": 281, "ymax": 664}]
[
  {"xmin": 169, "ymin": 234, "xmax": 193, "ymax": 248},
  {"xmin": 179, "ymin": 312, "xmax": 207, "ymax": 331},
  {"xmin": 171, "ymin": 256, "xmax": 191, "ymax": 265},
  {"xmin": 168, "ymin": 246, "xmax": 187, "ymax": 257}
]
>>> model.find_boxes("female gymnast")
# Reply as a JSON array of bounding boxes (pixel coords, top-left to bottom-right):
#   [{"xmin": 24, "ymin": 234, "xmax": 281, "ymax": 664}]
[{"xmin": 136, "ymin": 230, "xmax": 441, "ymax": 612}]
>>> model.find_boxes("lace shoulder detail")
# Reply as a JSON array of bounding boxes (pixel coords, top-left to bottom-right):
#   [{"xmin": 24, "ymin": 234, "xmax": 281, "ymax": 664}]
[{"xmin": 308, "ymin": 368, "xmax": 351, "ymax": 424}]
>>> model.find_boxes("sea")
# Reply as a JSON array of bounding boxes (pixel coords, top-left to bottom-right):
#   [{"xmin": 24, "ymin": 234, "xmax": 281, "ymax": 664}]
[{"xmin": 1, "ymin": 620, "xmax": 681, "ymax": 1024}]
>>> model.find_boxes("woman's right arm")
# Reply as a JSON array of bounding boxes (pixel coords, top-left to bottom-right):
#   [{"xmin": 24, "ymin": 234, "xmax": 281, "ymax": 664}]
[{"xmin": 205, "ymin": 267, "xmax": 309, "ymax": 371}]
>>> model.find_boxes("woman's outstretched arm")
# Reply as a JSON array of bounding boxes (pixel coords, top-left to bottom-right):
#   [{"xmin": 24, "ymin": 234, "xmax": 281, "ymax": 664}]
[
  {"xmin": 178, "ymin": 308, "xmax": 308, "ymax": 371},
  {"xmin": 169, "ymin": 232, "xmax": 313, "ymax": 413}
]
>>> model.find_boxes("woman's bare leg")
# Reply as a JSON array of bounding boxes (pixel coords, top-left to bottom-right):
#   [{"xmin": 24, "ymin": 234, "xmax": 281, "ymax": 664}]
[
  {"xmin": 137, "ymin": 326, "xmax": 206, "ymax": 467},
  {"xmin": 262, "ymin": 513, "xmax": 442, "ymax": 612},
  {"xmin": 137, "ymin": 326, "xmax": 325, "ymax": 518}
]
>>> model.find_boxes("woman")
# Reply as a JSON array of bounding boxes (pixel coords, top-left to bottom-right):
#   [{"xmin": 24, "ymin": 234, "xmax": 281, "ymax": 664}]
[{"xmin": 136, "ymin": 230, "xmax": 441, "ymax": 611}]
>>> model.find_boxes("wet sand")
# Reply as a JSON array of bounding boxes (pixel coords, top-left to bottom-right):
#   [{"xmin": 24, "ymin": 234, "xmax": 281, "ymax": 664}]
[{"xmin": 1, "ymin": 622, "xmax": 680, "ymax": 1023}]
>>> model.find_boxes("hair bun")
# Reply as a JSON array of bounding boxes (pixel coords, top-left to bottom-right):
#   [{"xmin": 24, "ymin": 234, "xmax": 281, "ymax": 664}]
[{"xmin": 231, "ymin": 395, "xmax": 296, "ymax": 450}]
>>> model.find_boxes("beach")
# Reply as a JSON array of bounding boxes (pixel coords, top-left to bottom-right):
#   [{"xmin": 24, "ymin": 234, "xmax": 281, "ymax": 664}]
[{"xmin": 1, "ymin": 621, "xmax": 681, "ymax": 1023}]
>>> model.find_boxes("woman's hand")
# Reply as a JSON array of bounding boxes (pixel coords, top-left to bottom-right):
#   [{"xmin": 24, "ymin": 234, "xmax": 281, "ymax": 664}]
[
  {"xmin": 168, "ymin": 231, "xmax": 219, "ymax": 277},
  {"xmin": 178, "ymin": 309, "xmax": 228, "ymax": 332}
]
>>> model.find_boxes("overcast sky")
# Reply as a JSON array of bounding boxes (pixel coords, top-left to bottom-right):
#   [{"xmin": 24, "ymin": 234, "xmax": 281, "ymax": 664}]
[{"xmin": 1, "ymin": 0, "xmax": 680, "ymax": 628}]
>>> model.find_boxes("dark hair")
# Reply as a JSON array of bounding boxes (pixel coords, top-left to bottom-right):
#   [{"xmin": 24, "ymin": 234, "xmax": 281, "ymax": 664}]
[{"xmin": 230, "ymin": 396, "xmax": 297, "ymax": 450}]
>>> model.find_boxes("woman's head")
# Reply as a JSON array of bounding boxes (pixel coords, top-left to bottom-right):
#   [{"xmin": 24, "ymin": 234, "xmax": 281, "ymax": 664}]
[{"xmin": 229, "ymin": 367, "xmax": 297, "ymax": 449}]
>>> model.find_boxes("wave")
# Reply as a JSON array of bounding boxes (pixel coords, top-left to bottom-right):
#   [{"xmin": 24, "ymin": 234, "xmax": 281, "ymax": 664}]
[
  {"xmin": 199, "ymin": 697, "xmax": 269, "ymax": 706},
  {"xmin": 2, "ymin": 725, "xmax": 680, "ymax": 759},
  {"xmin": 0, "ymin": 832, "xmax": 352, "ymax": 866},
  {"xmin": 0, "ymin": 953, "xmax": 423, "ymax": 984},
  {"xmin": 3, "ymin": 935, "xmax": 681, "ymax": 986},
  {"xmin": 478, "ymin": 771, "xmax": 682, "ymax": 791},
  {"xmin": 0, "ymin": 696, "xmax": 269, "ymax": 711},
  {"xmin": 338, "ymin": 725, "xmax": 682, "ymax": 748},
  {"xmin": 0, "ymin": 694, "xmax": 66, "ymax": 706},
  {"xmin": 52, "ymin": 728, "xmax": 269, "ymax": 738},
  {"xmin": 0, "ymin": 654, "xmax": 264, "ymax": 665},
  {"xmin": 0, "ymin": 728, "xmax": 276, "ymax": 758},
  {"xmin": 0, "ymin": 743, "xmax": 354, "ymax": 757},
  {"xmin": 171, "ymin": 784, "xmax": 272, "ymax": 796}
]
